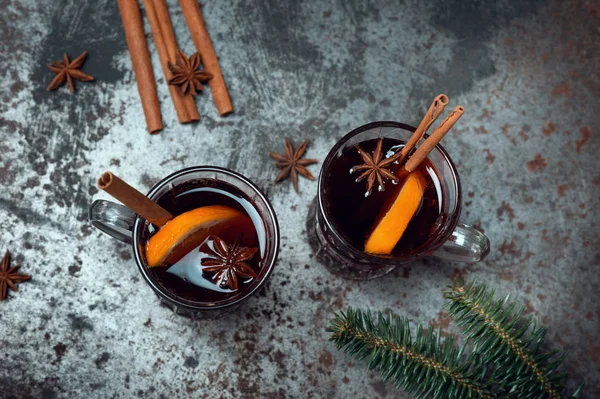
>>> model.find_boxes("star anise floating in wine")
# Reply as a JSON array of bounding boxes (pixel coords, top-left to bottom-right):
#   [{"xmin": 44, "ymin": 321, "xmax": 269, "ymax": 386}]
[
  {"xmin": 46, "ymin": 51, "xmax": 94, "ymax": 93},
  {"xmin": 269, "ymin": 138, "xmax": 319, "ymax": 193},
  {"xmin": 200, "ymin": 235, "xmax": 258, "ymax": 291},
  {"xmin": 0, "ymin": 251, "xmax": 31, "ymax": 301},
  {"xmin": 351, "ymin": 137, "xmax": 400, "ymax": 197},
  {"xmin": 167, "ymin": 50, "xmax": 213, "ymax": 96}
]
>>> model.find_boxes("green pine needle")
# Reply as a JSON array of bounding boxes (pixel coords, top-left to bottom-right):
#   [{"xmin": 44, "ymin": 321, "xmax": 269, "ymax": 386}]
[
  {"xmin": 327, "ymin": 281, "xmax": 584, "ymax": 399},
  {"xmin": 444, "ymin": 280, "xmax": 584, "ymax": 399},
  {"xmin": 327, "ymin": 308, "xmax": 496, "ymax": 399}
]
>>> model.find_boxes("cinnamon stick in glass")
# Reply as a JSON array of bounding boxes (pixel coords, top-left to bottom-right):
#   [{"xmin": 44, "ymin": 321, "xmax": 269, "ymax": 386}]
[
  {"xmin": 179, "ymin": 0, "xmax": 234, "ymax": 116},
  {"xmin": 98, "ymin": 172, "xmax": 173, "ymax": 227},
  {"xmin": 397, "ymin": 94, "xmax": 449, "ymax": 165},
  {"xmin": 404, "ymin": 106, "xmax": 464, "ymax": 173},
  {"xmin": 143, "ymin": 0, "xmax": 200, "ymax": 123},
  {"xmin": 117, "ymin": 0, "xmax": 163, "ymax": 134}
]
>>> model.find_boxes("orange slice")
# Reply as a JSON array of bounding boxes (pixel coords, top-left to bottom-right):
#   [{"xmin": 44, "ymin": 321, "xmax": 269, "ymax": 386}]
[
  {"xmin": 364, "ymin": 171, "xmax": 427, "ymax": 255},
  {"xmin": 145, "ymin": 205, "xmax": 256, "ymax": 268}
]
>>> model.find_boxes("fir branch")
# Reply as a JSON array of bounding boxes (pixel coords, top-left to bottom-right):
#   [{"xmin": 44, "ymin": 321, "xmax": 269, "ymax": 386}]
[
  {"xmin": 444, "ymin": 280, "xmax": 584, "ymax": 399},
  {"xmin": 328, "ymin": 308, "xmax": 496, "ymax": 399}
]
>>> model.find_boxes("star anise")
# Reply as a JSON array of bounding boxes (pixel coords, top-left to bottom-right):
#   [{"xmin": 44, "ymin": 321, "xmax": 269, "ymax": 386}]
[
  {"xmin": 167, "ymin": 50, "xmax": 213, "ymax": 96},
  {"xmin": 351, "ymin": 138, "xmax": 399, "ymax": 196},
  {"xmin": 0, "ymin": 251, "xmax": 31, "ymax": 301},
  {"xmin": 46, "ymin": 51, "xmax": 94, "ymax": 93},
  {"xmin": 200, "ymin": 235, "xmax": 258, "ymax": 291},
  {"xmin": 269, "ymin": 138, "xmax": 319, "ymax": 193}
]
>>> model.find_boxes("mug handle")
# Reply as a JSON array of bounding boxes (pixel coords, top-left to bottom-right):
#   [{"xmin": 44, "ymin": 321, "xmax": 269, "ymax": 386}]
[
  {"xmin": 89, "ymin": 200, "xmax": 136, "ymax": 244},
  {"xmin": 433, "ymin": 223, "xmax": 490, "ymax": 263}
]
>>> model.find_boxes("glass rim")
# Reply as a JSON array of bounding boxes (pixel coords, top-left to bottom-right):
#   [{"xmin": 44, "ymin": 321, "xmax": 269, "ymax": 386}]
[
  {"xmin": 317, "ymin": 121, "xmax": 462, "ymax": 264},
  {"xmin": 132, "ymin": 165, "xmax": 280, "ymax": 311}
]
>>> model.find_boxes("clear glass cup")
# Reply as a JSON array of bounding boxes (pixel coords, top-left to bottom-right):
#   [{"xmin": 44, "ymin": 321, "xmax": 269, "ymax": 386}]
[
  {"xmin": 89, "ymin": 166, "xmax": 280, "ymax": 319},
  {"xmin": 306, "ymin": 121, "xmax": 489, "ymax": 280}
]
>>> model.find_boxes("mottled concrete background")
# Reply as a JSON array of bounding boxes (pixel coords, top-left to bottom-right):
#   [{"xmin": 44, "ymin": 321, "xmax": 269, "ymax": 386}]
[{"xmin": 1, "ymin": 0, "xmax": 598, "ymax": 398}]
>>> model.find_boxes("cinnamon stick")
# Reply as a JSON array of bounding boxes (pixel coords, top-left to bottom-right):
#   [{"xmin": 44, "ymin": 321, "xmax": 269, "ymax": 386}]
[
  {"xmin": 179, "ymin": 0, "xmax": 234, "ymax": 116},
  {"xmin": 397, "ymin": 94, "xmax": 448, "ymax": 165},
  {"xmin": 117, "ymin": 0, "xmax": 163, "ymax": 134},
  {"xmin": 98, "ymin": 172, "xmax": 173, "ymax": 226},
  {"xmin": 151, "ymin": 0, "xmax": 200, "ymax": 121},
  {"xmin": 404, "ymin": 106, "xmax": 464, "ymax": 173},
  {"xmin": 143, "ymin": 0, "xmax": 200, "ymax": 123}
]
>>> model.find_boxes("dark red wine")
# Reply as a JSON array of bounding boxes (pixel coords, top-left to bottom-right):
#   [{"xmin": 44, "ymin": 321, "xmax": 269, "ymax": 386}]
[
  {"xmin": 142, "ymin": 179, "xmax": 265, "ymax": 303},
  {"xmin": 322, "ymin": 137, "xmax": 445, "ymax": 256}
]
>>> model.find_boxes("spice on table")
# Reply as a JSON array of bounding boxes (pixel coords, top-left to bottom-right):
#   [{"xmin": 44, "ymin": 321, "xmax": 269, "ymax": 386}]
[
  {"xmin": 117, "ymin": 0, "xmax": 163, "ymax": 133},
  {"xmin": 46, "ymin": 51, "xmax": 94, "ymax": 93},
  {"xmin": 179, "ymin": 0, "xmax": 234, "ymax": 116},
  {"xmin": 143, "ymin": 0, "xmax": 200, "ymax": 124},
  {"xmin": 0, "ymin": 251, "xmax": 31, "ymax": 301},
  {"xmin": 269, "ymin": 138, "xmax": 319, "ymax": 193},
  {"xmin": 200, "ymin": 235, "xmax": 258, "ymax": 291},
  {"xmin": 167, "ymin": 50, "xmax": 213, "ymax": 96}
]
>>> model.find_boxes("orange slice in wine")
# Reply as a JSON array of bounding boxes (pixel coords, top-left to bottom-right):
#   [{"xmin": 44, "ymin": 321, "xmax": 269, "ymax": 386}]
[
  {"xmin": 145, "ymin": 205, "xmax": 256, "ymax": 268},
  {"xmin": 364, "ymin": 171, "xmax": 427, "ymax": 255}
]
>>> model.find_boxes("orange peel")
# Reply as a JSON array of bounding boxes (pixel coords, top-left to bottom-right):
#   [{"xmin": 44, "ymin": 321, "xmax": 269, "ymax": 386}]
[
  {"xmin": 145, "ymin": 205, "xmax": 256, "ymax": 267},
  {"xmin": 364, "ymin": 171, "xmax": 427, "ymax": 255}
]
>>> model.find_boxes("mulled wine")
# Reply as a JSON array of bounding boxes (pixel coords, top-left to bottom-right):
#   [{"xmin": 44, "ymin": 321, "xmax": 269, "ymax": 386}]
[
  {"xmin": 141, "ymin": 179, "xmax": 266, "ymax": 303},
  {"xmin": 321, "ymin": 137, "xmax": 445, "ymax": 257}
]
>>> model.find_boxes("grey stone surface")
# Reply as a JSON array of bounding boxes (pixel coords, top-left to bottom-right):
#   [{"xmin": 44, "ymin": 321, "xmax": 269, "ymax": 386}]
[{"xmin": 0, "ymin": 0, "xmax": 598, "ymax": 398}]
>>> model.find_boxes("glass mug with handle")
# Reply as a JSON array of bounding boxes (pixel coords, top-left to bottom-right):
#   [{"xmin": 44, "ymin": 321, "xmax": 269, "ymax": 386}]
[
  {"xmin": 306, "ymin": 121, "xmax": 490, "ymax": 280},
  {"xmin": 89, "ymin": 166, "xmax": 280, "ymax": 319}
]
